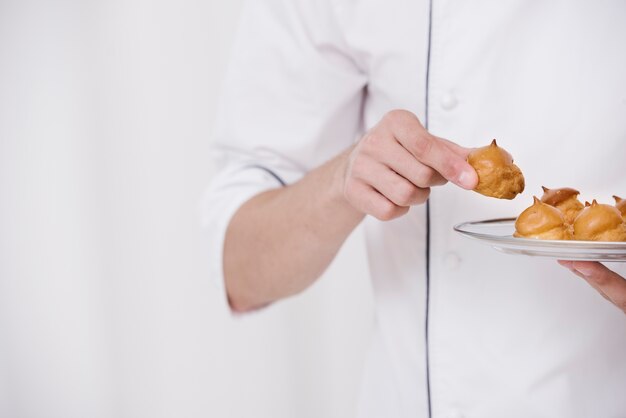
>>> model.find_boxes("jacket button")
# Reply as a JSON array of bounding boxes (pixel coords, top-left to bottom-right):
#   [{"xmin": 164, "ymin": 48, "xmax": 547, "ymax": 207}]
[
  {"xmin": 443, "ymin": 252, "xmax": 461, "ymax": 270},
  {"xmin": 440, "ymin": 92, "xmax": 458, "ymax": 110}
]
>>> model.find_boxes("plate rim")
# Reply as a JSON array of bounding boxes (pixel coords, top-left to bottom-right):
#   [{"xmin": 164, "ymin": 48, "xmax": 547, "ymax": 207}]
[{"xmin": 453, "ymin": 217, "xmax": 626, "ymax": 250}]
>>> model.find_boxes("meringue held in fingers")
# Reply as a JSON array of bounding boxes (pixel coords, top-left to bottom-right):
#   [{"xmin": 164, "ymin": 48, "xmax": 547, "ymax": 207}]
[{"xmin": 466, "ymin": 139, "xmax": 525, "ymax": 200}]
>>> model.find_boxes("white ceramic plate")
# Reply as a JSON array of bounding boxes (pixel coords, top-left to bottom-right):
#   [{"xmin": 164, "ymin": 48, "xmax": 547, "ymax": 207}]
[{"xmin": 454, "ymin": 218, "xmax": 626, "ymax": 262}]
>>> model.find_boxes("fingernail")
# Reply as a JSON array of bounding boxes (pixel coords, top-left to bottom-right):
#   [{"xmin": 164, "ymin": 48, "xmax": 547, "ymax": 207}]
[{"xmin": 457, "ymin": 170, "xmax": 477, "ymax": 189}]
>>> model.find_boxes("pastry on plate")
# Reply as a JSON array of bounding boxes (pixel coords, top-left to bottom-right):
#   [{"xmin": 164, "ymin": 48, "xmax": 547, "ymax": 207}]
[
  {"xmin": 540, "ymin": 186, "xmax": 584, "ymax": 224},
  {"xmin": 467, "ymin": 139, "xmax": 524, "ymax": 200},
  {"xmin": 514, "ymin": 196, "xmax": 572, "ymax": 240},
  {"xmin": 573, "ymin": 200, "xmax": 626, "ymax": 242},
  {"xmin": 614, "ymin": 195, "xmax": 626, "ymax": 220}
]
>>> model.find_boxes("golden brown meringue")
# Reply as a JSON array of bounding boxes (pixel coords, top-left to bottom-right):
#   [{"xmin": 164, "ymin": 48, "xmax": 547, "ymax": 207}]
[
  {"xmin": 614, "ymin": 195, "xmax": 626, "ymax": 220},
  {"xmin": 573, "ymin": 200, "xmax": 626, "ymax": 242},
  {"xmin": 540, "ymin": 186, "xmax": 584, "ymax": 225},
  {"xmin": 514, "ymin": 196, "xmax": 573, "ymax": 240},
  {"xmin": 467, "ymin": 139, "xmax": 525, "ymax": 200}
]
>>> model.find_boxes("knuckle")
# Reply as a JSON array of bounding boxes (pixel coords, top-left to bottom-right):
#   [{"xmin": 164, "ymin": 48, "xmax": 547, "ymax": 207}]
[
  {"xmin": 415, "ymin": 166, "xmax": 435, "ymax": 186},
  {"xmin": 394, "ymin": 182, "xmax": 416, "ymax": 206},
  {"xmin": 384, "ymin": 109, "xmax": 416, "ymax": 127},
  {"xmin": 349, "ymin": 154, "xmax": 367, "ymax": 178},
  {"xmin": 375, "ymin": 200, "xmax": 400, "ymax": 221},
  {"xmin": 360, "ymin": 132, "xmax": 376, "ymax": 146},
  {"xmin": 593, "ymin": 274, "xmax": 610, "ymax": 286},
  {"xmin": 422, "ymin": 169, "xmax": 435, "ymax": 185},
  {"xmin": 412, "ymin": 136, "xmax": 434, "ymax": 159},
  {"xmin": 349, "ymin": 153, "xmax": 378, "ymax": 182},
  {"xmin": 360, "ymin": 132, "xmax": 386, "ymax": 154}
]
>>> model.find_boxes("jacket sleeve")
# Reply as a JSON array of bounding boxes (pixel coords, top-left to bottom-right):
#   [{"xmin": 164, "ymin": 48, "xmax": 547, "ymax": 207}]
[{"xmin": 203, "ymin": 0, "xmax": 367, "ymax": 298}]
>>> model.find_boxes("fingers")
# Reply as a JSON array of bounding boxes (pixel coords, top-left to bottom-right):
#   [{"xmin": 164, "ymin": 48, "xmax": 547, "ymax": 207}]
[
  {"xmin": 345, "ymin": 154, "xmax": 428, "ymax": 220},
  {"xmin": 344, "ymin": 179, "xmax": 409, "ymax": 221},
  {"xmin": 557, "ymin": 261, "xmax": 612, "ymax": 302},
  {"xmin": 558, "ymin": 260, "xmax": 626, "ymax": 314},
  {"xmin": 436, "ymin": 135, "xmax": 475, "ymax": 159},
  {"xmin": 382, "ymin": 110, "xmax": 478, "ymax": 190},
  {"xmin": 364, "ymin": 163, "xmax": 431, "ymax": 207},
  {"xmin": 377, "ymin": 139, "xmax": 447, "ymax": 188},
  {"xmin": 343, "ymin": 109, "xmax": 476, "ymax": 222}
]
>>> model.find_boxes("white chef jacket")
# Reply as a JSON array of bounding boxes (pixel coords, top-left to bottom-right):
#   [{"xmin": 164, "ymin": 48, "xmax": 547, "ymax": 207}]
[{"xmin": 205, "ymin": 1, "xmax": 626, "ymax": 417}]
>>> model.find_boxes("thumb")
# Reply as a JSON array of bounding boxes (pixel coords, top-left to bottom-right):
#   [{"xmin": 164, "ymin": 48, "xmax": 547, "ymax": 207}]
[{"xmin": 435, "ymin": 136, "xmax": 478, "ymax": 189}]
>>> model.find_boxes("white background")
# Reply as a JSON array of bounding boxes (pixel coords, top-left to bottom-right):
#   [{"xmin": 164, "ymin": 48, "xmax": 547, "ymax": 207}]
[{"xmin": 0, "ymin": 1, "xmax": 374, "ymax": 417}]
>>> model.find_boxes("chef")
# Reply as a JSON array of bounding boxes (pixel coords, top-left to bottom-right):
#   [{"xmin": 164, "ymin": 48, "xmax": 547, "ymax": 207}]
[{"xmin": 205, "ymin": 0, "xmax": 626, "ymax": 417}]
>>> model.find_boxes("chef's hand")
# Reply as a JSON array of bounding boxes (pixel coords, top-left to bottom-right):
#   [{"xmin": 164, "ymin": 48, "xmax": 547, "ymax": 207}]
[
  {"xmin": 558, "ymin": 260, "xmax": 626, "ymax": 315},
  {"xmin": 341, "ymin": 110, "xmax": 478, "ymax": 221},
  {"xmin": 224, "ymin": 109, "xmax": 478, "ymax": 311}
]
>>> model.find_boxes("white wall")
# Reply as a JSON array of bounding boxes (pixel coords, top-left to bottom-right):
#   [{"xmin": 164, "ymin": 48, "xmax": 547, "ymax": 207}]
[{"xmin": 0, "ymin": 1, "xmax": 374, "ymax": 417}]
